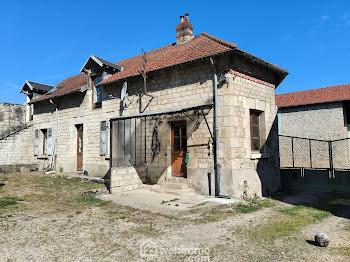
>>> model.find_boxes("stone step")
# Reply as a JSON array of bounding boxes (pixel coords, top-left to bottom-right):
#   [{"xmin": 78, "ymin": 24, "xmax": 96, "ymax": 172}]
[
  {"xmin": 162, "ymin": 177, "xmax": 188, "ymax": 184},
  {"xmin": 161, "ymin": 182, "xmax": 190, "ymax": 190},
  {"xmin": 140, "ymin": 184, "xmax": 197, "ymax": 196}
]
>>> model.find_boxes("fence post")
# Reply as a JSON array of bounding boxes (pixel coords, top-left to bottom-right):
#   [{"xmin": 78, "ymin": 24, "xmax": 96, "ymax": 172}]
[
  {"xmin": 291, "ymin": 137, "xmax": 295, "ymax": 168},
  {"xmin": 309, "ymin": 139, "xmax": 312, "ymax": 168},
  {"xmin": 328, "ymin": 141, "xmax": 334, "ymax": 191}
]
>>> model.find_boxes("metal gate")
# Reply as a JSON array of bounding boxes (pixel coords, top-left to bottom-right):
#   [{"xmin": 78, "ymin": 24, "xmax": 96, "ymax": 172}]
[{"xmin": 279, "ymin": 135, "xmax": 350, "ymax": 193}]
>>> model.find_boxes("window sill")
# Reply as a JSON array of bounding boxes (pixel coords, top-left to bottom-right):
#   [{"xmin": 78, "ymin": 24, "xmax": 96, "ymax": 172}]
[
  {"xmin": 37, "ymin": 155, "xmax": 48, "ymax": 160},
  {"xmin": 103, "ymin": 155, "xmax": 110, "ymax": 160},
  {"xmin": 250, "ymin": 152, "xmax": 270, "ymax": 159}
]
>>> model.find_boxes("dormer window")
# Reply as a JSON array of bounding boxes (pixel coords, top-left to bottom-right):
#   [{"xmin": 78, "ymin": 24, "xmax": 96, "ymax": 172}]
[
  {"xmin": 93, "ymin": 76, "xmax": 103, "ymax": 105},
  {"xmin": 80, "ymin": 55, "xmax": 124, "ymax": 110}
]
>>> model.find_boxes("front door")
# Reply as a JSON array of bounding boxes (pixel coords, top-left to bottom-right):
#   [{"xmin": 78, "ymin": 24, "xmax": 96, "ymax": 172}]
[
  {"xmin": 171, "ymin": 121, "xmax": 187, "ymax": 177},
  {"xmin": 76, "ymin": 124, "xmax": 83, "ymax": 171}
]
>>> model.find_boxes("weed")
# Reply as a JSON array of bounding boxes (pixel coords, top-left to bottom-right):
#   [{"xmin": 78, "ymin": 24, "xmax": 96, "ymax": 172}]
[
  {"xmin": 235, "ymin": 198, "xmax": 274, "ymax": 214},
  {"xmin": 235, "ymin": 204, "xmax": 260, "ymax": 214},
  {"xmin": 161, "ymin": 198, "xmax": 180, "ymax": 204},
  {"xmin": 188, "ymin": 201, "xmax": 209, "ymax": 209},
  {"xmin": 0, "ymin": 196, "xmax": 23, "ymax": 208}
]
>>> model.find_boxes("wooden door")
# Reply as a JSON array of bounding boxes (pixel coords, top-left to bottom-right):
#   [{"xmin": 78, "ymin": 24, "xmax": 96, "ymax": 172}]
[
  {"xmin": 171, "ymin": 121, "xmax": 187, "ymax": 177},
  {"xmin": 76, "ymin": 124, "xmax": 83, "ymax": 171}
]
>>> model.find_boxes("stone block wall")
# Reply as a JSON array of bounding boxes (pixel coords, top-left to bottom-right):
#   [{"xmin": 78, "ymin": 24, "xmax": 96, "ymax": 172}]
[
  {"xmin": 110, "ymin": 166, "xmax": 143, "ymax": 193},
  {"xmin": 278, "ymin": 102, "xmax": 346, "ymax": 140},
  {"xmin": 0, "ymin": 103, "xmax": 26, "ymax": 136},
  {"xmin": 0, "ymin": 125, "xmax": 36, "ymax": 166}
]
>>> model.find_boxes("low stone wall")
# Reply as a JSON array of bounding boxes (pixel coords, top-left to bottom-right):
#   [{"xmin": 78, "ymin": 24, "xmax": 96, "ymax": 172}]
[
  {"xmin": 0, "ymin": 125, "xmax": 35, "ymax": 166},
  {"xmin": 0, "ymin": 164, "xmax": 38, "ymax": 173},
  {"xmin": 0, "ymin": 103, "xmax": 26, "ymax": 136},
  {"xmin": 110, "ymin": 166, "xmax": 143, "ymax": 193}
]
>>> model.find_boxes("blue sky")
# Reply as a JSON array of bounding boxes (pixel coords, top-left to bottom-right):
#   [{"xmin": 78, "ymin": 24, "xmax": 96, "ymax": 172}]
[{"xmin": 0, "ymin": 0, "xmax": 349, "ymax": 104}]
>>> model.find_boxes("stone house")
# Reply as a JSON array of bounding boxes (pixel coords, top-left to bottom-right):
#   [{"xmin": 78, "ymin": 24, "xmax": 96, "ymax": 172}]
[
  {"xmin": 2, "ymin": 14, "xmax": 288, "ymax": 198},
  {"xmin": 276, "ymin": 84, "xmax": 350, "ymax": 140}
]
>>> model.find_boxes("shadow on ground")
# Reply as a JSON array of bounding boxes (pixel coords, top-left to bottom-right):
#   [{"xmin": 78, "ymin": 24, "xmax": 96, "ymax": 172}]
[{"xmin": 272, "ymin": 191, "xmax": 350, "ymax": 219}]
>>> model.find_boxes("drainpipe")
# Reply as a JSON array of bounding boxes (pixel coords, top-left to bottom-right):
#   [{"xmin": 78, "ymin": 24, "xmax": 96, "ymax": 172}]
[
  {"xmin": 210, "ymin": 57, "xmax": 220, "ymax": 196},
  {"xmin": 49, "ymin": 99, "xmax": 58, "ymax": 169}
]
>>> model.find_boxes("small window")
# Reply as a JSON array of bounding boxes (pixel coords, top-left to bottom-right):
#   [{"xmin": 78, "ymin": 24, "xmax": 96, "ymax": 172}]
[
  {"xmin": 250, "ymin": 110, "xmax": 261, "ymax": 151},
  {"xmin": 42, "ymin": 129, "xmax": 48, "ymax": 155},
  {"xmin": 39, "ymin": 128, "xmax": 53, "ymax": 156},
  {"xmin": 29, "ymin": 104, "xmax": 34, "ymax": 121},
  {"xmin": 93, "ymin": 76, "xmax": 103, "ymax": 106}
]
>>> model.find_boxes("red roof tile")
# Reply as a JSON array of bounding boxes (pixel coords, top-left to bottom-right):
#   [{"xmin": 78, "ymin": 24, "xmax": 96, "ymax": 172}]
[
  {"xmin": 99, "ymin": 33, "xmax": 237, "ymax": 86},
  {"xmin": 31, "ymin": 73, "xmax": 87, "ymax": 103},
  {"xmin": 276, "ymin": 84, "xmax": 350, "ymax": 108},
  {"xmin": 32, "ymin": 32, "xmax": 286, "ymax": 103}
]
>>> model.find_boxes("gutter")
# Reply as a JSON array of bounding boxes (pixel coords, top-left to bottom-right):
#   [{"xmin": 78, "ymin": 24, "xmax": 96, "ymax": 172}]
[
  {"xmin": 49, "ymin": 99, "xmax": 58, "ymax": 169},
  {"xmin": 209, "ymin": 57, "xmax": 220, "ymax": 197}
]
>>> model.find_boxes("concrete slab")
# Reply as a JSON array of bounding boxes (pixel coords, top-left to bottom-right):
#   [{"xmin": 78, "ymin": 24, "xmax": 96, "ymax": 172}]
[{"xmin": 98, "ymin": 189, "xmax": 240, "ymax": 216}]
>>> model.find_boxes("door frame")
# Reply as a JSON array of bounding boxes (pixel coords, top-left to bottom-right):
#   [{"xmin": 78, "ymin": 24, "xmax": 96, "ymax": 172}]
[{"xmin": 171, "ymin": 121, "xmax": 187, "ymax": 177}]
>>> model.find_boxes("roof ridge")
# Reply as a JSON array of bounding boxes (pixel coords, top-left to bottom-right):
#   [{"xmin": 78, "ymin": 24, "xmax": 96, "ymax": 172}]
[
  {"xmin": 277, "ymin": 83, "xmax": 350, "ymax": 97},
  {"xmin": 27, "ymin": 80, "xmax": 54, "ymax": 87},
  {"xmin": 200, "ymin": 32, "xmax": 237, "ymax": 48}
]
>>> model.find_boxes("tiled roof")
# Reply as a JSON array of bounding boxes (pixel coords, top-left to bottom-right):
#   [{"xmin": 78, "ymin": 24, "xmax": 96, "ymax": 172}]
[
  {"xmin": 99, "ymin": 33, "xmax": 237, "ymax": 86},
  {"xmin": 31, "ymin": 32, "xmax": 287, "ymax": 103},
  {"xmin": 31, "ymin": 74, "xmax": 87, "ymax": 103},
  {"xmin": 276, "ymin": 84, "xmax": 350, "ymax": 108}
]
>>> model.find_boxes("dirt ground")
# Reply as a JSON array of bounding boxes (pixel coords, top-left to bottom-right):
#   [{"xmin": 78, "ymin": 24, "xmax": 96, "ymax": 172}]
[{"xmin": 0, "ymin": 172, "xmax": 349, "ymax": 262}]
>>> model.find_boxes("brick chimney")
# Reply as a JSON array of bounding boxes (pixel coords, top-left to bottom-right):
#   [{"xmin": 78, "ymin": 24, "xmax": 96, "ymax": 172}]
[{"xmin": 176, "ymin": 13, "xmax": 194, "ymax": 45}]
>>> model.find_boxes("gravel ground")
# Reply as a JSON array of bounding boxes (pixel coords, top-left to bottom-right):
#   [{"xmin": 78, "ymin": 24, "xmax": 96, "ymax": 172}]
[{"xmin": 0, "ymin": 172, "xmax": 349, "ymax": 262}]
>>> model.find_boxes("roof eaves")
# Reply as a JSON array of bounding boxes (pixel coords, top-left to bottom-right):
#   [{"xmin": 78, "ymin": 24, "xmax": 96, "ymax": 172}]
[
  {"xmin": 29, "ymin": 84, "xmax": 88, "ymax": 104},
  {"xmin": 277, "ymin": 99, "xmax": 349, "ymax": 109},
  {"xmin": 98, "ymin": 49, "xmax": 236, "ymax": 87},
  {"xmin": 20, "ymin": 80, "xmax": 33, "ymax": 93},
  {"xmin": 235, "ymin": 48, "xmax": 287, "ymax": 74}
]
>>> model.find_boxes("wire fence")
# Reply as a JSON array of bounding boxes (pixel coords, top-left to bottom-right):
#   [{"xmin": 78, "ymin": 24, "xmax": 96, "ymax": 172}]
[{"xmin": 279, "ymin": 135, "xmax": 350, "ymax": 169}]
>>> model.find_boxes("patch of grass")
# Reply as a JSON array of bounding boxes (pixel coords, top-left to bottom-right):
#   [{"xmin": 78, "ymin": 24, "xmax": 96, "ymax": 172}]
[
  {"xmin": 279, "ymin": 205, "xmax": 331, "ymax": 220},
  {"xmin": 301, "ymin": 193, "xmax": 350, "ymax": 217},
  {"xmin": 192, "ymin": 210, "xmax": 233, "ymax": 224},
  {"xmin": 236, "ymin": 198, "xmax": 274, "ymax": 214},
  {"xmin": 188, "ymin": 201, "xmax": 209, "ymax": 209},
  {"xmin": 236, "ymin": 204, "xmax": 261, "ymax": 214},
  {"xmin": 250, "ymin": 205, "xmax": 331, "ymax": 241},
  {"xmin": 161, "ymin": 198, "xmax": 180, "ymax": 204},
  {"xmin": 0, "ymin": 196, "xmax": 23, "ymax": 208}
]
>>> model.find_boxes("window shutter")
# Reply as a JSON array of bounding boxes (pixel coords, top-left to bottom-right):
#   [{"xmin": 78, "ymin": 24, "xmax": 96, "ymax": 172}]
[
  {"xmin": 47, "ymin": 128, "xmax": 53, "ymax": 156},
  {"xmin": 34, "ymin": 129, "xmax": 39, "ymax": 156},
  {"xmin": 93, "ymin": 87, "xmax": 98, "ymax": 103},
  {"xmin": 100, "ymin": 121, "xmax": 107, "ymax": 156}
]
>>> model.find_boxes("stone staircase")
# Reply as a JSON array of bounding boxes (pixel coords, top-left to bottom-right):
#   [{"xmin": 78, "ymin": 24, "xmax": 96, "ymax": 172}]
[{"xmin": 140, "ymin": 177, "xmax": 197, "ymax": 196}]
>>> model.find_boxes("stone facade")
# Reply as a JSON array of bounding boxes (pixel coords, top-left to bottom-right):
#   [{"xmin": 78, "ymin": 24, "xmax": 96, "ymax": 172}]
[
  {"xmin": 2, "ymin": 53, "xmax": 283, "ymax": 198},
  {"xmin": 0, "ymin": 103, "xmax": 26, "ymax": 136},
  {"xmin": 278, "ymin": 102, "xmax": 347, "ymax": 140}
]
